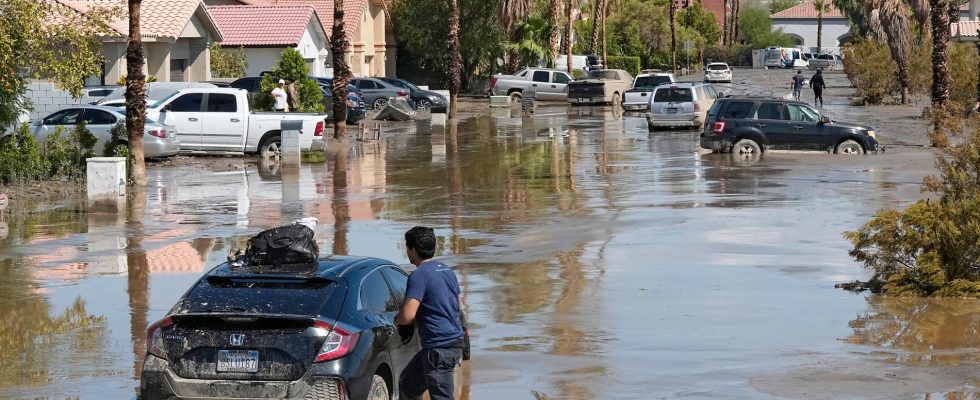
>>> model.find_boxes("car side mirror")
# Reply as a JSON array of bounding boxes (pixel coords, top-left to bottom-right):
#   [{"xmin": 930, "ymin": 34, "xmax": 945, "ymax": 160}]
[{"xmin": 820, "ymin": 116, "xmax": 831, "ymax": 125}]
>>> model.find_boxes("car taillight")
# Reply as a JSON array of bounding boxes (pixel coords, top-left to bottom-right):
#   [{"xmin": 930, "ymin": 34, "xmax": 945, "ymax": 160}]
[
  {"xmin": 148, "ymin": 129, "xmax": 167, "ymax": 138},
  {"xmin": 490, "ymin": 77, "xmax": 498, "ymax": 88},
  {"xmin": 713, "ymin": 121, "xmax": 726, "ymax": 134},
  {"xmin": 146, "ymin": 317, "xmax": 173, "ymax": 359},
  {"xmin": 313, "ymin": 320, "xmax": 360, "ymax": 362},
  {"xmin": 396, "ymin": 90, "xmax": 408, "ymax": 97},
  {"xmin": 314, "ymin": 121, "xmax": 324, "ymax": 137},
  {"xmin": 694, "ymin": 102, "xmax": 700, "ymax": 112}
]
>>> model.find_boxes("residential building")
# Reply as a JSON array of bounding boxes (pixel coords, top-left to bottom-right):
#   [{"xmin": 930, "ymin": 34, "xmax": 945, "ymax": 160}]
[
  {"xmin": 770, "ymin": 1, "xmax": 850, "ymax": 48},
  {"xmin": 207, "ymin": 5, "xmax": 330, "ymax": 76},
  {"xmin": 206, "ymin": 0, "xmax": 396, "ymax": 77},
  {"xmin": 952, "ymin": 0, "xmax": 979, "ymax": 42}
]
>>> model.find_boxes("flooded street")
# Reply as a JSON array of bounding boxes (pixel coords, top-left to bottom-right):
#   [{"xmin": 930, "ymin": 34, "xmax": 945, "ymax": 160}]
[{"xmin": 2, "ymin": 69, "xmax": 978, "ymax": 399}]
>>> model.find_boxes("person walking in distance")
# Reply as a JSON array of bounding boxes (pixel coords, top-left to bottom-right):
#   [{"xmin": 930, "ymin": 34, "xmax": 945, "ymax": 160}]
[
  {"xmin": 810, "ymin": 69, "xmax": 827, "ymax": 107},
  {"xmin": 271, "ymin": 79, "xmax": 288, "ymax": 112},
  {"xmin": 791, "ymin": 70, "xmax": 805, "ymax": 101},
  {"xmin": 286, "ymin": 78, "xmax": 300, "ymax": 112},
  {"xmin": 396, "ymin": 226, "xmax": 465, "ymax": 400}
]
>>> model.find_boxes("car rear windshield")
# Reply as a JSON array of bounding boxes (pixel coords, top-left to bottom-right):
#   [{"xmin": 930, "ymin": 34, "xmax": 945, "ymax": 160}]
[
  {"xmin": 653, "ymin": 87, "xmax": 693, "ymax": 103},
  {"xmin": 708, "ymin": 64, "xmax": 728, "ymax": 70},
  {"xmin": 634, "ymin": 76, "xmax": 672, "ymax": 88},
  {"xmin": 179, "ymin": 275, "xmax": 339, "ymax": 316}
]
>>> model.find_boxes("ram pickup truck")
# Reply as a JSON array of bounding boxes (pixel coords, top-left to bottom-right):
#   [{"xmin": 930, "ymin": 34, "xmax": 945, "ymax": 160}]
[
  {"xmin": 622, "ymin": 73, "xmax": 675, "ymax": 111},
  {"xmin": 146, "ymin": 88, "xmax": 328, "ymax": 157},
  {"xmin": 488, "ymin": 68, "xmax": 575, "ymax": 101},
  {"xmin": 566, "ymin": 69, "xmax": 633, "ymax": 106}
]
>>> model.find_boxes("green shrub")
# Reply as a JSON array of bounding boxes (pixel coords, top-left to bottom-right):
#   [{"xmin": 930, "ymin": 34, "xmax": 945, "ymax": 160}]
[
  {"xmin": 606, "ymin": 56, "xmax": 641, "ymax": 77},
  {"xmin": 103, "ymin": 121, "xmax": 129, "ymax": 158},
  {"xmin": 0, "ymin": 122, "xmax": 97, "ymax": 185},
  {"xmin": 210, "ymin": 43, "xmax": 248, "ymax": 78},
  {"xmin": 254, "ymin": 48, "xmax": 324, "ymax": 113},
  {"xmin": 45, "ymin": 122, "xmax": 96, "ymax": 181},
  {"xmin": 0, "ymin": 124, "xmax": 49, "ymax": 184}
]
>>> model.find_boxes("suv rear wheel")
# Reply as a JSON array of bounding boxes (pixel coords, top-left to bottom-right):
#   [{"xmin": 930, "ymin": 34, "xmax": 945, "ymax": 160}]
[
  {"xmin": 835, "ymin": 139, "xmax": 865, "ymax": 155},
  {"xmin": 731, "ymin": 139, "xmax": 762, "ymax": 156},
  {"xmin": 367, "ymin": 375, "xmax": 389, "ymax": 400}
]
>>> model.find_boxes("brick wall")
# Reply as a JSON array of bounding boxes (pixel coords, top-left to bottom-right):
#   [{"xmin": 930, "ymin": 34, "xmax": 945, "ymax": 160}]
[{"xmin": 23, "ymin": 81, "xmax": 101, "ymax": 123}]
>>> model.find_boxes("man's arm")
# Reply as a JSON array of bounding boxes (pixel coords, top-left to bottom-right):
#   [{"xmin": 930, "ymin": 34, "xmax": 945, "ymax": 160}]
[{"xmin": 396, "ymin": 298, "xmax": 420, "ymax": 325}]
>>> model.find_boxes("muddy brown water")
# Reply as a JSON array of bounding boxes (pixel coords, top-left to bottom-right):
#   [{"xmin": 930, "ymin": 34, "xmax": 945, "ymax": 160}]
[{"xmin": 2, "ymin": 70, "xmax": 979, "ymax": 399}]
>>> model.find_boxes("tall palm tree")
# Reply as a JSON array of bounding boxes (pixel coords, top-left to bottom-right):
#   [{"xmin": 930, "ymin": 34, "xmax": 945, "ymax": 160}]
[
  {"xmin": 732, "ymin": 0, "xmax": 741, "ymax": 44},
  {"xmin": 550, "ymin": 0, "xmax": 562, "ymax": 69},
  {"xmin": 670, "ymin": 0, "xmax": 677, "ymax": 73},
  {"xmin": 125, "ymin": 0, "xmax": 147, "ymax": 185},
  {"xmin": 500, "ymin": 0, "xmax": 535, "ymax": 71},
  {"xmin": 566, "ymin": 0, "xmax": 573, "ymax": 73},
  {"xmin": 591, "ymin": 0, "xmax": 601, "ymax": 54},
  {"xmin": 448, "ymin": 0, "xmax": 462, "ymax": 118},
  {"xmin": 503, "ymin": 14, "xmax": 552, "ymax": 67},
  {"xmin": 330, "ymin": 0, "xmax": 351, "ymax": 138},
  {"xmin": 929, "ymin": 0, "xmax": 950, "ymax": 107},
  {"xmin": 814, "ymin": 0, "xmax": 830, "ymax": 48},
  {"xmin": 722, "ymin": 0, "xmax": 729, "ymax": 45},
  {"xmin": 865, "ymin": 0, "xmax": 914, "ymax": 104}
]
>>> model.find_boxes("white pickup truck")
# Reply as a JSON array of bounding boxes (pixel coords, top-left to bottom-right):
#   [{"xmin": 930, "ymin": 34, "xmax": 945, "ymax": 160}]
[{"xmin": 146, "ymin": 88, "xmax": 328, "ymax": 157}]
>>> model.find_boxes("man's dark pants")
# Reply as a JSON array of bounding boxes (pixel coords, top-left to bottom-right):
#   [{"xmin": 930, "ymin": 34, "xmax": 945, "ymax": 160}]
[{"xmin": 399, "ymin": 347, "xmax": 462, "ymax": 400}]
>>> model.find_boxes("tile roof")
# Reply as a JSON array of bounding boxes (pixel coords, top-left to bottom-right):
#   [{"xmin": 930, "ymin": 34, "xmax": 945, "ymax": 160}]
[
  {"xmin": 952, "ymin": 20, "xmax": 980, "ymax": 38},
  {"xmin": 771, "ymin": 1, "xmax": 845, "ymax": 19},
  {"xmin": 208, "ymin": 5, "xmax": 321, "ymax": 46},
  {"xmin": 236, "ymin": 0, "xmax": 369, "ymax": 39},
  {"xmin": 54, "ymin": 0, "xmax": 219, "ymax": 39}
]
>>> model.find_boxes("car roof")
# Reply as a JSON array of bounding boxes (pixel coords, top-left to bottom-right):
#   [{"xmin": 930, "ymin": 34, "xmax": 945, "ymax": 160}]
[
  {"xmin": 637, "ymin": 73, "xmax": 673, "ymax": 77},
  {"xmin": 654, "ymin": 82, "xmax": 707, "ymax": 88},
  {"xmin": 718, "ymin": 96, "xmax": 813, "ymax": 106},
  {"xmin": 48, "ymin": 104, "xmax": 124, "ymax": 116},
  {"xmin": 209, "ymin": 255, "xmax": 396, "ymax": 280},
  {"xmin": 707, "ymin": 62, "xmax": 729, "ymax": 66}
]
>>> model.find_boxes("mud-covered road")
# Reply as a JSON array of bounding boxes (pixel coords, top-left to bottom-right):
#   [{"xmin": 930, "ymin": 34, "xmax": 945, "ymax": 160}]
[{"xmin": 2, "ymin": 68, "xmax": 976, "ymax": 400}]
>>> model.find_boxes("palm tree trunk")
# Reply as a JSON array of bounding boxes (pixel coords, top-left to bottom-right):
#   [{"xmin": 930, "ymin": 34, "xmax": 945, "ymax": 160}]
[
  {"xmin": 817, "ymin": 13, "xmax": 823, "ymax": 48},
  {"xmin": 732, "ymin": 0, "xmax": 740, "ymax": 44},
  {"xmin": 601, "ymin": 0, "xmax": 607, "ymax": 66},
  {"xmin": 930, "ymin": 0, "xmax": 950, "ymax": 106},
  {"xmin": 591, "ymin": 0, "xmax": 601, "ymax": 54},
  {"xmin": 975, "ymin": 30, "xmax": 980, "ymax": 112},
  {"xmin": 126, "ymin": 0, "xmax": 146, "ymax": 186},
  {"xmin": 331, "ymin": 0, "xmax": 351, "ymax": 139},
  {"xmin": 722, "ymin": 0, "xmax": 729, "ymax": 45},
  {"xmin": 448, "ymin": 0, "xmax": 462, "ymax": 118},
  {"xmin": 670, "ymin": 0, "xmax": 677, "ymax": 73},
  {"xmin": 550, "ymin": 0, "xmax": 561, "ymax": 69},
  {"xmin": 567, "ymin": 0, "xmax": 574, "ymax": 74}
]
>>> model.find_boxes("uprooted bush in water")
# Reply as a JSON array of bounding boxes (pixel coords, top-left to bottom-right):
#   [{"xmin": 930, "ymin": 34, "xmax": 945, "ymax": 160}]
[
  {"xmin": 0, "ymin": 123, "xmax": 97, "ymax": 185},
  {"xmin": 844, "ymin": 113, "xmax": 980, "ymax": 297}
]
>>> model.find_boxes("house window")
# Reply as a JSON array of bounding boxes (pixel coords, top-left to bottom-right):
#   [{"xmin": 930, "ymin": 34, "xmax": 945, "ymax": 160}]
[{"xmin": 170, "ymin": 59, "xmax": 187, "ymax": 82}]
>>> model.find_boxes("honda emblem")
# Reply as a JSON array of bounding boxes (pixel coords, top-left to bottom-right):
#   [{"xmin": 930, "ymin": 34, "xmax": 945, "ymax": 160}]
[{"xmin": 229, "ymin": 334, "xmax": 245, "ymax": 346}]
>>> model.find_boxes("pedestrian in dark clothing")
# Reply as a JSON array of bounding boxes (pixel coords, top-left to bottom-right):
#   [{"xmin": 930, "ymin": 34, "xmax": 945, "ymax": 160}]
[
  {"xmin": 397, "ymin": 226, "xmax": 465, "ymax": 400},
  {"xmin": 791, "ymin": 70, "xmax": 805, "ymax": 101},
  {"xmin": 810, "ymin": 69, "xmax": 827, "ymax": 107}
]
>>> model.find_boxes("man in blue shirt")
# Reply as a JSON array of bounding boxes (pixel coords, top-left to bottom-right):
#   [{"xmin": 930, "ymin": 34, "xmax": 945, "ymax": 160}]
[{"xmin": 396, "ymin": 226, "xmax": 464, "ymax": 400}]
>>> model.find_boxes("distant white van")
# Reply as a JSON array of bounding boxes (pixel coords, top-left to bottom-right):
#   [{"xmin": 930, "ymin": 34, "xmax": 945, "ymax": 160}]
[{"xmin": 555, "ymin": 54, "xmax": 601, "ymax": 73}]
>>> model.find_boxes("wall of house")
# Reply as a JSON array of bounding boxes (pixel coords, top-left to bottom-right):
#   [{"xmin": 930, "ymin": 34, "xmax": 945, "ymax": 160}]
[
  {"xmin": 243, "ymin": 48, "xmax": 286, "ymax": 76},
  {"xmin": 772, "ymin": 19, "xmax": 850, "ymax": 48},
  {"xmin": 298, "ymin": 20, "xmax": 330, "ymax": 77}
]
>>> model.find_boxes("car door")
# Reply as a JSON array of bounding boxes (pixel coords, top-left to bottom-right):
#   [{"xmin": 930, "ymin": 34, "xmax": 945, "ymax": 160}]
[
  {"xmin": 548, "ymin": 71, "xmax": 572, "ymax": 101},
  {"xmin": 528, "ymin": 70, "xmax": 551, "ymax": 100},
  {"xmin": 359, "ymin": 269, "xmax": 404, "ymax": 370},
  {"xmin": 157, "ymin": 93, "xmax": 203, "ymax": 149},
  {"xmin": 354, "ymin": 79, "xmax": 380, "ymax": 107},
  {"xmin": 80, "ymin": 108, "xmax": 120, "ymax": 148},
  {"xmin": 200, "ymin": 93, "xmax": 244, "ymax": 151},
  {"xmin": 753, "ymin": 102, "xmax": 793, "ymax": 149},
  {"xmin": 380, "ymin": 266, "xmax": 420, "ymax": 374},
  {"xmin": 786, "ymin": 103, "xmax": 828, "ymax": 150},
  {"xmin": 33, "ymin": 108, "xmax": 84, "ymax": 143}
]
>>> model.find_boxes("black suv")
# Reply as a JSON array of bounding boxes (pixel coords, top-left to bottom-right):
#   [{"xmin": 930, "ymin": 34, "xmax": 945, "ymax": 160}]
[
  {"xmin": 140, "ymin": 256, "xmax": 418, "ymax": 400},
  {"xmin": 700, "ymin": 97, "xmax": 879, "ymax": 156}
]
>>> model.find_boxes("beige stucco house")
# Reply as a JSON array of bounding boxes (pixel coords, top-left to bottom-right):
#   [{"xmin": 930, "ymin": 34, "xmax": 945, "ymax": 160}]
[{"xmin": 207, "ymin": 5, "xmax": 331, "ymax": 76}]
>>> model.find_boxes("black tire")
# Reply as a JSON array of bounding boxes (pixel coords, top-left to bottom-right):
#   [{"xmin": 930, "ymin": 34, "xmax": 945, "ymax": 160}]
[
  {"xmin": 259, "ymin": 135, "xmax": 281, "ymax": 159},
  {"xmin": 835, "ymin": 139, "xmax": 865, "ymax": 155},
  {"xmin": 612, "ymin": 92, "xmax": 622, "ymax": 107},
  {"xmin": 373, "ymin": 98, "xmax": 389, "ymax": 110},
  {"xmin": 416, "ymin": 99, "xmax": 432, "ymax": 110},
  {"xmin": 509, "ymin": 91, "xmax": 523, "ymax": 102},
  {"xmin": 367, "ymin": 374, "xmax": 389, "ymax": 400},
  {"xmin": 731, "ymin": 138, "xmax": 762, "ymax": 157}
]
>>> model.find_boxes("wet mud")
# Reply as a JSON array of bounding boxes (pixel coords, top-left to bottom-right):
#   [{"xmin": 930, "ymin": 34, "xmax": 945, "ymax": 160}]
[{"xmin": 1, "ymin": 69, "xmax": 977, "ymax": 399}]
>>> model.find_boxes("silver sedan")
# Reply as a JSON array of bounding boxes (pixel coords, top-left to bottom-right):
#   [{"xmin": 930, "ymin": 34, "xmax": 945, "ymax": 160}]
[{"xmin": 31, "ymin": 105, "xmax": 180, "ymax": 158}]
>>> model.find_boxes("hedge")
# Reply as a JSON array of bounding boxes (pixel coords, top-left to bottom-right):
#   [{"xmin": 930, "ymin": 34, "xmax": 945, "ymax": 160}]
[{"xmin": 606, "ymin": 56, "xmax": 641, "ymax": 77}]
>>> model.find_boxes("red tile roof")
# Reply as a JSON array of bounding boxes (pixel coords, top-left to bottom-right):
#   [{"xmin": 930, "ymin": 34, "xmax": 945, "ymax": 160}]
[
  {"xmin": 208, "ymin": 5, "xmax": 322, "ymax": 46},
  {"xmin": 952, "ymin": 21, "xmax": 980, "ymax": 38},
  {"xmin": 236, "ymin": 0, "xmax": 369, "ymax": 39},
  {"xmin": 771, "ymin": 1, "xmax": 845, "ymax": 19},
  {"xmin": 54, "ymin": 0, "xmax": 221, "ymax": 39}
]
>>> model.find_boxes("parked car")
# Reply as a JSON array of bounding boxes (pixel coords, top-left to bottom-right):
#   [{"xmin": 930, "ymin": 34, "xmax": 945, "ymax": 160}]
[
  {"xmin": 29, "ymin": 105, "xmax": 179, "ymax": 158},
  {"xmin": 704, "ymin": 62, "xmax": 732, "ymax": 83},
  {"xmin": 98, "ymin": 82, "xmax": 217, "ymax": 105},
  {"xmin": 646, "ymin": 82, "xmax": 722, "ymax": 130},
  {"xmin": 83, "ymin": 85, "xmax": 122, "ymax": 103},
  {"xmin": 700, "ymin": 96, "xmax": 879, "ymax": 155},
  {"xmin": 567, "ymin": 69, "xmax": 633, "ymax": 106},
  {"xmin": 488, "ymin": 68, "xmax": 574, "ymax": 101},
  {"xmin": 139, "ymin": 255, "xmax": 421, "ymax": 400},
  {"xmin": 376, "ymin": 77, "xmax": 448, "ymax": 113},
  {"xmin": 146, "ymin": 88, "xmax": 327, "ymax": 157},
  {"xmin": 230, "ymin": 76, "xmax": 365, "ymax": 124},
  {"xmin": 807, "ymin": 54, "xmax": 843, "ymax": 71},
  {"xmin": 622, "ymin": 73, "xmax": 675, "ymax": 111},
  {"xmin": 349, "ymin": 78, "xmax": 409, "ymax": 110}
]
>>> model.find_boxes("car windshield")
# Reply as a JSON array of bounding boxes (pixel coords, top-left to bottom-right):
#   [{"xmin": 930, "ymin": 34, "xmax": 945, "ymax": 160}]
[
  {"xmin": 653, "ymin": 87, "xmax": 693, "ymax": 103},
  {"xmin": 634, "ymin": 76, "xmax": 672, "ymax": 88},
  {"xmin": 818, "ymin": 54, "xmax": 834, "ymax": 60},
  {"xmin": 588, "ymin": 70, "xmax": 619, "ymax": 79},
  {"xmin": 396, "ymin": 79, "xmax": 421, "ymax": 92},
  {"xmin": 708, "ymin": 64, "xmax": 728, "ymax": 70},
  {"xmin": 148, "ymin": 92, "xmax": 180, "ymax": 108}
]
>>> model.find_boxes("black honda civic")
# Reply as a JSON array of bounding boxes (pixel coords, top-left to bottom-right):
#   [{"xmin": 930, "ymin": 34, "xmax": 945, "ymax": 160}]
[{"xmin": 140, "ymin": 255, "xmax": 418, "ymax": 400}]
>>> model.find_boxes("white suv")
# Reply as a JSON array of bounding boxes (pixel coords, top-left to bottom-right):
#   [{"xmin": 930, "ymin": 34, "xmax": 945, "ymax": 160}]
[{"xmin": 704, "ymin": 63, "xmax": 732, "ymax": 83}]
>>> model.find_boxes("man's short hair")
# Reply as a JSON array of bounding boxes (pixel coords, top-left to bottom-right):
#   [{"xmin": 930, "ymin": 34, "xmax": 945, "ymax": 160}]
[{"xmin": 405, "ymin": 226, "xmax": 436, "ymax": 259}]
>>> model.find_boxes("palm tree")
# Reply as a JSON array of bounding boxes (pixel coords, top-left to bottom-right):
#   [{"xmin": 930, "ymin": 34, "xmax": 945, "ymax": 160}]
[
  {"xmin": 503, "ymin": 14, "xmax": 552, "ymax": 67},
  {"xmin": 125, "ymin": 0, "xmax": 147, "ymax": 185},
  {"xmin": 566, "ymin": 0, "xmax": 573, "ymax": 74},
  {"xmin": 722, "ymin": 0, "xmax": 729, "ymax": 45},
  {"xmin": 500, "ymin": 0, "xmax": 535, "ymax": 72},
  {"xmin": 591, "ymin": 0, "xmax": 601, "ymax": 54},
  {"xmin": 732, "ymin": 0, "xmax": 741, "ymax": 44},
  {"xmin": 550, "ymin": 0, "xmax": 562, "ymax": 69},
  {"xmin": 330, "ymin": 0, "xmax": 351, "ymax": 138},
  {"xmin": 929, "ymin": 0, "xmax": 950, "ymax": 107},
  {"xmin": 865, "ymin": 0, "xmax": 914, "ymax": 104},
  {"xmin": 448, "ymin": 0, "xmax": 462, "ymax": 118},
  {"xmin": 814, "ymin": 0, "xmax": 830, "ymax": 48},
  {"xmin": 669, "ymin": 0, "xmax": 677, "ymax": 73}
]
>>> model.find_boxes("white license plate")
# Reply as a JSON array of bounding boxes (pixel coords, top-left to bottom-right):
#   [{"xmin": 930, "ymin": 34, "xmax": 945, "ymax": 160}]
[
  {"xmin": 578, "ymin": 97, "xmax": 591, "ymax": 103},
  {"xmin": 667, "ymin": 108, "xmax": 678, "ymax": 114},
  {"xmin": 217, "ymin": 350, "xmax": 259, "ymax": 373}
]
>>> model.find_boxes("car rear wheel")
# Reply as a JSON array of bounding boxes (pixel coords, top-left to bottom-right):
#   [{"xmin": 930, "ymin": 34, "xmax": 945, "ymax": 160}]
[
  {"xmin": 373, "ymin": 98, "xmax": 389, "ymax": 110},
  {"xmin": 367, "ymin": 375, "xmax": 389, "ymax": 400},
  {"xmin": 731, "ymin": 139, "xmax": 762, "ymax": 157},
  {"xmin": 612, "ymin": 93, "xmax": 622, "ymax": 107},
  {"xmin": 835, "ymin": 139, "xmax": 865, "ymax": 155},
  {"xmin": 260, "ymin": 135, "xmax": 281, "ymax": 159},
  {"xmin": 416, "ymin": 99, "xmax": 431, "ymax": 110},
  {"xmin": 509, "ymin": 91, "xmax": 523, "ymax": 102}
]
